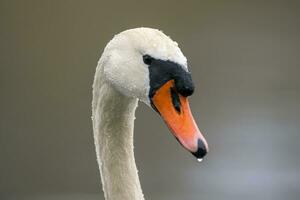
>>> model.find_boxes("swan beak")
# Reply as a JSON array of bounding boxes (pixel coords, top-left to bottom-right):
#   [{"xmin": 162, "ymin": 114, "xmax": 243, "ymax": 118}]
[{"xmin": 151, "ymin": 80, "xmax": 208, "ymax": 159}]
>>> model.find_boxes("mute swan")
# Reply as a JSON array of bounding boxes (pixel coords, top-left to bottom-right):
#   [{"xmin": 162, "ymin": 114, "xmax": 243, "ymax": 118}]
[{"xmin": 92, "ymin": 27, "xmax": 208, "ymax": 200}]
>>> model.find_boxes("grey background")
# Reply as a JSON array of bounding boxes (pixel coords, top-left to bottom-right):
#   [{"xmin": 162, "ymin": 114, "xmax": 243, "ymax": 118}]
[{"xmin": 1, "ymin": 0, "xmax": 300, "ymax": 200}]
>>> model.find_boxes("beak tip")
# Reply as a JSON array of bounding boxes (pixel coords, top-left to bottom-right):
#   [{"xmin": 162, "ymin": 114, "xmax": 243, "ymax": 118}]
[{"xmin": 191, "ymin": 139, "xmax": 208, "ymax": 159}]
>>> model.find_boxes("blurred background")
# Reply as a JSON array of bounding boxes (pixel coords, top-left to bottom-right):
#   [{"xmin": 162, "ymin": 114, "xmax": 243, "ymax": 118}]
[{"xmin": 1, "ymin": 0, "xmax": 300, "ymax": 200}]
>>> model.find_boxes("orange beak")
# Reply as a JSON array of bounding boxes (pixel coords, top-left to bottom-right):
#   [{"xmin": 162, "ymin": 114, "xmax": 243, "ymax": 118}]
[{"xmin": 151, "ymin": 80, "xmax": 208, "ymax": 159}]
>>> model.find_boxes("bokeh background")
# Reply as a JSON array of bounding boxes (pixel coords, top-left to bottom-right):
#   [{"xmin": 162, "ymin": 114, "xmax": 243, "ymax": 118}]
[{"xmin": 1, "ymin": 0, "xmax": 300, "ymax": 200}]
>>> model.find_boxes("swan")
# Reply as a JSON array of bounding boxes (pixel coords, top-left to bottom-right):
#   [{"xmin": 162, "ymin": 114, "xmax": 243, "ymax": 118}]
[{"xmin": 92, "ymin": 27, "xmax": 208, "ymax": 200}]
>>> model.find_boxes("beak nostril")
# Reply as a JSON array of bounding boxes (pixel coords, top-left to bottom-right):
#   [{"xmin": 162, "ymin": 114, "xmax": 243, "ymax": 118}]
[{"xmin": 170, "ymin": 87, "xmax": 181, "ymax": 113}]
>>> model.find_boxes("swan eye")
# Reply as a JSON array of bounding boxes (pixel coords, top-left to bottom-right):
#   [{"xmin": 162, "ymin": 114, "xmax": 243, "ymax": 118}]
[{"xmin": 143, "ymin": 55, "xmax": 153, "ymax": 65}]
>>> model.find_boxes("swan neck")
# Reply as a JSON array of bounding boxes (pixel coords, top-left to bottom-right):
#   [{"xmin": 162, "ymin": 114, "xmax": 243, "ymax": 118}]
[{"xmin": 92, "ymin": 72, "xmax": 144, "ymax": 200}]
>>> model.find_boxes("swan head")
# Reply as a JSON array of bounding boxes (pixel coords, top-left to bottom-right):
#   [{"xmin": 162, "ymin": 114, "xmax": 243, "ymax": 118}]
[{"xmin": 102, "ymin": 27, "xmax": 208, "ymax": 159}]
